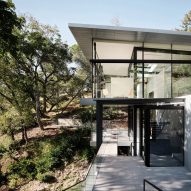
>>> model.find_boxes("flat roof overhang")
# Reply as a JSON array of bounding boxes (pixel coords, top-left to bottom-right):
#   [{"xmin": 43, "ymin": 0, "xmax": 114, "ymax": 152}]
[
  {"xmin": 68, "ymin": 23, "xmax": 191, "ymax": 60},
  {"xmin": 93, "ymin": 98, "xmax": 185, "ymax": 106}
]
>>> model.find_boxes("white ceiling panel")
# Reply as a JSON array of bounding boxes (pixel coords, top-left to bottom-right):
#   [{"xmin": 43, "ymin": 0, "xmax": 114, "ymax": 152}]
[{"xmin": 69, "ymin": 23, "xmax": 191, "ymax": 60}]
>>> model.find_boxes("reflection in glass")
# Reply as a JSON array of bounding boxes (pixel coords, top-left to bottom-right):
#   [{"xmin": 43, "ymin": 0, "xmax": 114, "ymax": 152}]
[
  {"xmin": 149, "ymin": 109, "xmax": 184, "ymax": 167},
  {"xmin": 172, "ymin": 64, "xmax": 191, "ymax": 97},
  {"xmin": 144, "ymin": 64, "xmax": 171, "ymax": 98}
]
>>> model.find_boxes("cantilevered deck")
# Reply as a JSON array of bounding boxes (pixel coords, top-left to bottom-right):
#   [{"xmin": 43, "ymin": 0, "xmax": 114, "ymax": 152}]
[{"xmin": 93, "ymin": 143, "xmax": 191, "ymax": 191}]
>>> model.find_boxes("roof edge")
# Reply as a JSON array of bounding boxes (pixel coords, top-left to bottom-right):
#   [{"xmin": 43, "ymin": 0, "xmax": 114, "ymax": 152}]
[{"xmin": 68, "ymin": 23, "xmax": 191, "ymax": 37}]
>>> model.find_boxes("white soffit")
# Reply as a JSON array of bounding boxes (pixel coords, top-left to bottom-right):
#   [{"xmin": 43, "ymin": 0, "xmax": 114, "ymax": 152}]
[
  {"xmin": 96, "ymin": 42, "xmax": 137, "ymax": 59},
  {"xmin": 68, "ymin": 23, "xmax": 191, "ymax": 60}
]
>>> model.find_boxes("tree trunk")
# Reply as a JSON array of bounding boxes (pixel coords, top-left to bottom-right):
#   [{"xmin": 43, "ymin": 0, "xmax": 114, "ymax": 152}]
[
  {"xmin": 42, "ymin": 84, "xmax": 47, "ymax": 113},
  {"xmin": 22, "ymin": 129, "xmax": 24, "ymax": 141},
  {"xmin": 36, "ymin": 92, "xmax": 44, "ymax": 130},
  {"xmin": 23, "ymin": 126, "xmax": 28, "ymax": 143},
  {"xmin": 22, "ymin": 126, "xmax": 28, "ymax": 144},
  {"xmin": 61, "ymin": 80, "xmax": 87, "ymax": 113},
  {"xmin": 10, "ymin": 131, "xmax": 15, "ymax": 141},
  {"xmin": 34, "ymin": 66, "xmax": 44, "ymax": 130}
]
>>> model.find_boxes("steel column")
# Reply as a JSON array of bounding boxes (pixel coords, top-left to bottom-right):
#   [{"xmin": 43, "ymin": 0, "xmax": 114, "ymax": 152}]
[
  {"xmin": 144, "ymin": 109, "xmax": 150, "ymax": 167},
  {"xmin": 133, "ymin": 107, "xmax": 137, "ymax": 156},
  {"xmin": 96, "ymin": 102, "xmax": 103, "ymax": 150}
]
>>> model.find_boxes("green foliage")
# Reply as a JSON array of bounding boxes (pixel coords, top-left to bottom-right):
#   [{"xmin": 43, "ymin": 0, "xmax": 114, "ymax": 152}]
[
  {"xmin": 0, "ymin": 171, "xmax": 6, "ymax": 185},
  {"xmin": 80, "ymin": 147, "xmax": 95, "ymax": 162},
  {"xmin": 34, "ymin": 128, "xmax": 93, "ymax": 174},
  {"xmin": 70, "ymin": 44, "xmax": 90, "ymax": 75},
  {"xmin": 103, "ymin": 107, "xmax": 119, "ymax": 120},
  {"xmin": 36, "ymin": 173, "xmax": 56, "ymax": 183},
  {"xmin": 8, "ymin": 174, "xmax": 22, "ymax": 189},
  {"xmin": 8, "ymin": 159, "xmax": 37, "ymax": 179},
  {"xmin": 0, "ymin": 0, "xmax": 23, "ymax": 54},
  {"xmin": 0, "ymin": 144, "xmax": 7, "ymax": 157},
  {"xmin": 0, "ymin": 14, "xmax": 73, "ymax": 131},
  {"xmin": 18, "ymin": 16, "xmax": 72, "ymax": 113},
  {"xmin": 35, "ymin": 155, "xmax": 57, "ymax": 174},
  {"xmin": 5, "ymin": 127, "xmax": 94, "ymax": 187},
  {"xmin": 70, "ymin": 44, "xmax": 91, "ymax": 92},
  {"xmin": 172, "ymin": 64, "xmax": 191, "ymax": 78},
  {"xmin": 0, "ymin": 135, "xmax": 13, "ymax": 149},
  {"xmin": 79, "ymin": 108, "xmax": 95, "ymax": 123},
  {"xmin": 0, "ymin": 108, "xmax": 20, "ymax": 134},
  {"xmin": 0, "ymin": 1, "xmax": 95, "ymax": 188},
  {"xmin": 181, "ymin": 10, "xmax": 191, "ymax": 32}
]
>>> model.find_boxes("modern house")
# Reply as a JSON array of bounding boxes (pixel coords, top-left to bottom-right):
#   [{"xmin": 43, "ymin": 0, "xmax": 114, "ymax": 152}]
[{"xmin": 69, "ymin": 24, "xmax": 191, "ymax": 171}]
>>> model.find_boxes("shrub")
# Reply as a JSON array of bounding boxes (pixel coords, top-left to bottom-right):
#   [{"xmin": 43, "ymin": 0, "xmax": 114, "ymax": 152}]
[
  {"xmin": 0, "ymin": 171, "xmax": 6, "ymax": 185},
  {"xmin": 0, "ymin": 135, "xmax": 14, "ymax": 150},
  {"xmin": 0, "ymin": 145, "xmax": 6, "ymax": 157},
  {"xmin": 8, "ymin": 174, "xmax": 21, "ymax": 189},
  {"xmin": 35, "ymin": 155, "xmax": 55, "ymax": 174},
  {"xmin": 35, "ymin": 145, "xmax": 69, "ymax": 173},
  {"xmin": 36, "ymin": 173, "xmax": 56, "ymax": 183},
  {"xmin": 8, "ymin": 159, "xmax": 37, "ymax": 179},
  {"xmin": 80, "ymin": 147, "xmax": 95, "ymax": 162},
  {"xmin": 103, "ymin": 107, "xmax": 119, "ymax": 119},
  {"xmin": 79, "ymin": 108, "xmax": 95, "ymax": 123}
]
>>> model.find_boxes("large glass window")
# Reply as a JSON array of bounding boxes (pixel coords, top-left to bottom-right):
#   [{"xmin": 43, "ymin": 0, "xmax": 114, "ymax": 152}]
[
  {"xmin": 172, "ymin": 63, "xmax": 191, "ymax": 97},
  {"xmin": 136, "ymin": 48, "xmax": 172, "ymax": 98},
  {"xmin": 144, "ymin": 63, "xmax": 171, "ymax": 98},
  {"xmin": 93, "ymin": 41, "xmax": 191, "ymax": 98},
  {"xmin": 149, "ymin": 108, "xmax": 184, "ymax": 167}
]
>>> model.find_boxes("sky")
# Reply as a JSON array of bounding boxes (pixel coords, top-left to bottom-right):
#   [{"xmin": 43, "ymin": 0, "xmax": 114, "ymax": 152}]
[{"xmin": 13, "ymin": 0, "xmax": 191, "ymax": 45}]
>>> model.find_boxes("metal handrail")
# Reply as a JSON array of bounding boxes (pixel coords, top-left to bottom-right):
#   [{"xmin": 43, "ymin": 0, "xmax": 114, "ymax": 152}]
[{"xmin": 143, "ymin": 179, "xmax": 163, "ymax": 191}]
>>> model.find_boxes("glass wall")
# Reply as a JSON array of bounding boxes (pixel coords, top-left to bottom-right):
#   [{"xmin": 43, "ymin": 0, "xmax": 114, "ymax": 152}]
[
  {"xmin": 136, "ymin": 47, "xmax": 172, "ymax": 98},
  {"xmin": 93, "ymin": 40, "xmax": 191, "ymax": 99},
  {"xmin": 149, "ymin": 108, "xmax": 184, "ymax": 167},
  {"xmin": 144, "ymin": 63, "xmax": 171, "ymax": 98},
  {"xmin": 172, "ymin": 64, "xmax": 191, "ymax": 97}
]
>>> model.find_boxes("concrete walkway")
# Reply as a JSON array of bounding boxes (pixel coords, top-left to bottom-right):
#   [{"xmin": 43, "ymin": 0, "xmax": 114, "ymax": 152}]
[{"xmin": 94, "ymin": 143, "xmax": 191, "ymax": 191}]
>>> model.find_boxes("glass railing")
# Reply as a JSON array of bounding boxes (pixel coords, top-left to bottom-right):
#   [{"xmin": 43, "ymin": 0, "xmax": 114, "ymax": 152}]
[
  {"xmin": 81, "ymin": 155, "xmax": 102, "ymax": 190},
  {"xmin": 65, "ymin": 143, "xmax": 106, "ymax": 191}
]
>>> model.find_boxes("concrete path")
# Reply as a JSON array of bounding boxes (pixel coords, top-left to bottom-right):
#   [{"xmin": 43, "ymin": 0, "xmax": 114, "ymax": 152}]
[{"xmin": 94, "ymin": 143, "xmax": 191, "ymax": 191}]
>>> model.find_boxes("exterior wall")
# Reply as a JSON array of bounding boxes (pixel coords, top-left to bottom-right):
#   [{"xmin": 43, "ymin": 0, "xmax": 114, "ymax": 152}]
[
  {"xmin": 102, "ymin": 77, "xmax": 134, "ymax": 98},
  {"xmin": 147, "ymin": 70, "xmax": 164, "ymax": 98},
  {"xmin": 184, "ymin": 95, "xmax": 191, "ymax": 170},
  {"xmin": 111, "ymin": 77, "xmax": 134, "ymax": 98}
]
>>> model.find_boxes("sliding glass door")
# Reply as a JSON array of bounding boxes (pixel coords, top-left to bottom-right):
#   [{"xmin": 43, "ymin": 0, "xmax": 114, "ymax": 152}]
[{"xmin": 140, "ymin": 105, "xmax": 184, "ymax": 167}]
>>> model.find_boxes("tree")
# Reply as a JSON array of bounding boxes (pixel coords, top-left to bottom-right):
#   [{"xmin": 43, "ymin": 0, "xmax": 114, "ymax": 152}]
[
  {"xmin": 70, "ymin": 44, "xmax": 91, "ymax": 92},
  {"xmin": 18, "ymin": 16, "xmax": 72, "ymax": 115},
  {"xmin": 0, "ymin": 53, "xmax": 35, "ymax": 140},
  {"xmin": 70, "ymin": 44, "xmax": 91, "ymax": 74},
  {"xmin": 0, "ymin": 15, "xmax": 72, "ymax": 130},
  {"xmin": 59, "ymin": 44, "xmax": 92, "ymax": 113},
  {"xmin": 0, "ymin": 0, "xmax": 22, "ymax": 54},
  {"xmin": 0, "ymin": 1, "xmax": 34, "ymax": 138},
  {"xmin": 180, "ymin": 10, "xmax": 191, "ymax": 32}
]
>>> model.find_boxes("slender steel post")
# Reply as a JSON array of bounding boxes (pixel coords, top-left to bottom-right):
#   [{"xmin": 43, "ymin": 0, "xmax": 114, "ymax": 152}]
[
  {"xmin": 91, "ymin": 38, "xmax": 94, "ymax": 98},
  {"xmin": 142, "ymin": 43, "xmax": 144, "ymax": 98},
  {"xmin": 182, "ymin": 107, "xmax": 185, "ymax": 166},
  {"xmin": 96, "ymin": 102, "xmax": 103, "ymax": 150},
  {"xmin": 140, "ymin": 108, "xmax": 143, "ymax": 157},
  {"xmin": 133, "ymin": 107, "xmax": 137, "ymax": 156},
  {"xmin": 134, "ymin": 49, "xmax": 137, "ymax": 98},
  {"xmin": 144, "ymin": 108, "xmax": 150, "ymax": 167},
  {"xmin": 94, "ymin": 42, "xmax": 97, "ymax": 98},
  {"xmin": 171, "ymin": 44, "xmax": 173, "ymax": 98}
]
